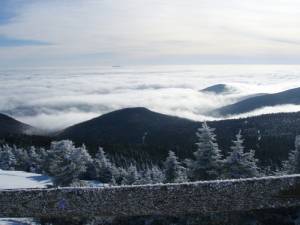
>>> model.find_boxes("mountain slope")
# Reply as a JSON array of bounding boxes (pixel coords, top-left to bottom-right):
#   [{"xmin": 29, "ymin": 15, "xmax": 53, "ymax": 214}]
[
  {"xmin": 57, "ymin": 107, "xmax": 199, "ymax": 159},
  {"xmin": 57, "ymin": 107, "xmax": 300, "ymax": 165},
  {"xmin": 0, "ymin": 113, "xmax": 36, "ymax": 136},
  {"xmin": 216, "ymin": 87, "xmax": 300, "ymax": 116},
  {"xmin": 0, "ymin": 113, "xmax": 51, "ymax": 147}
]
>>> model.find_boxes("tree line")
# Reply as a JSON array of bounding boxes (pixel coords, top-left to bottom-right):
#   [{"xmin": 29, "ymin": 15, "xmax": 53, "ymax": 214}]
[{"xmin": 0, "ymin": 122, "xmax": 298, "ymax": 187}]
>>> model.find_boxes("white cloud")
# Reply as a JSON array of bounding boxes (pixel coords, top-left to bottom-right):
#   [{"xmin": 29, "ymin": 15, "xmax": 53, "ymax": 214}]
[
  {"xmin": 1, "ymin": 0, "xmax": 300, "ymax": 66},
  {"xmin": 1, "ymin": 65, "xmax": 300, "ymax": 130}
]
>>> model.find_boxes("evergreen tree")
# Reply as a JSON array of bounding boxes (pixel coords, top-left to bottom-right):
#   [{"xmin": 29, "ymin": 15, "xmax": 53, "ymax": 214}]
[
  {"xmin": 223, "ymin": 131, "xmax": 259, "ymax": 179},
  {"xmin": 164, "ymin": 150, "xmax": 187, "ymax": 183},
  {"xmin": 27, "ymin": 146, "xmax": 43, "ymax": 173},
  {"xmin": 0, "ymin": 145, "xmax": 16, "ymax": 170},
  {"xmin": 122, "ymin": 164, "xmax": 139, "ymax": 185},
  {"xmin": 11, "ymin": 145, "xmax": 28, "ymax": 171},
  {"xmin": 150, "ymin": 165, "xmax": 165, "ymax": 184},
  {"xmin": 37, "ymin": 147, "xmax": 49, "ymax": 173},
  {"xmin": 135, "ymin": 167, "xmax": 153, "ymax": 185},
  {"xmin": 113, "ymin": 166, "xmax": 128, "ymax": 185},
  {"xmin": 188, "ymin": 122, "xmax": 223, "ymax": 181},
  {"xmin": 47, "ymin": 140, "xmax": 92, "ymax": 186},
  {"xmin": 89, "ymin": 147, "xmax": 115, "ymax": 184},
  {"xmin": 283, "ymin": 135, "xmax": 300, "ymax": 174}
]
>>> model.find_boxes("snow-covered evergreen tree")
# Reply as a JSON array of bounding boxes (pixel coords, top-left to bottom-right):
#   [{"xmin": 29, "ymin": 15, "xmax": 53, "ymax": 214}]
[
  {"xmin": 89, "ymin": 147, "xmax": 115, "ymax": 184},
  {"xmin": 11, "ymin": 145, "xmax": 30, "ymax": 171},
  {"xmin": 47, "ymin": 140, "xmax": 92, "ymax": 186},
  {"xmin": 164, "ymin": 150, "xmax": 187, "ymax": 183},
  {"xmin": 135, "ymin": 167, "xmax": 153, "ymax": 185},
  {"xmin": 283, "ymin": 135, "xmax": 300, "ymax": 174},
  {"xmin": 27, "ymin": 146, "xmax": 43, "ymax": 173},
  {"xmin": 0, "ymin": 145, "xmax": 16, "ymax": 170},
  {"xmin": 150, "ymin": 165, "xmax": 165, "ymax": 184},
  {"xmin": 122, "ymin": 164, "xmax": 140, "ymax": 185},
  {"xmin": 223, "ymin": 131, "xmax": 259, "ymax": 179},
  {"xmin": 113, "ymin": 166, "xmax": 128, "ymax": 185},
  {"xmin": 188, "ymin": 122, "xmax": 223, "ymax": 181}
]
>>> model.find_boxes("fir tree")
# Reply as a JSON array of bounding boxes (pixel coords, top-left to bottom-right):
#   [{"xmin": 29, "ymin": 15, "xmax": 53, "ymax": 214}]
[
  {"xmin": 27, "ymin": 146, "xmax": 43, "ymax": 173},
  {"xmin": 150, "ymin": 165, "xmax": 165, "ymax": 184},
  {"xmin": 135, "ymin": 167, "xmax": 153, "ymax": 185},
  {"xmin": 164, "ymin": 150, "xmax": 187, "ymax": 183},
  {"xmin": 89, "ymin": 147, "xmax": 115, "ymax": 184},
  {"xmin": 47, "ymin": 140, "xmax": 92, "ymax": 186},
  {"xmin": 0, "ymin": 145, "xmax": 16, "ymax": 170},
  {"xmin": 223, "ymin": 131, "xmax": 259, "ymax": 179},
  {"xmin": 122, "ymin": 164, "xmax": 139, "ymax": 185},
  {"xmin": 283, "ymin": 135, "xmax": 300, "ymax": 174},
  {"xmin": 113, "ymin": 167, "xmax": 128, "ymax": 185},
  {"xmin": 188, "ymin": 122, "xmax": 223, "ymax": 181},
  {"xmin": 12, "ymin": 145, "xmax": 30, "ymax": 171}
]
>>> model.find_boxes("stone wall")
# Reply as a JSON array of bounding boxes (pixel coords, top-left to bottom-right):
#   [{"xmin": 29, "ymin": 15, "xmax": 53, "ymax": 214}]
[{"xmin": 1, "ymin": 175, "xmax": 300, "ymax": 218}]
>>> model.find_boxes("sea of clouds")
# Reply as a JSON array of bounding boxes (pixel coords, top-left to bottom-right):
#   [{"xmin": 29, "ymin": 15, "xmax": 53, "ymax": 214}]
[{"xmin": 1, "ymin": 64, "xmax": 300, "ymax": 131}]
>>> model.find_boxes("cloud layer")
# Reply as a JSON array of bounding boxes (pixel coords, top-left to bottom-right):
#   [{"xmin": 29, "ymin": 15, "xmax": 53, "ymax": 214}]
[{"xmin": 1, "ymin": 65, "xmax": 300, "ymax": 130}]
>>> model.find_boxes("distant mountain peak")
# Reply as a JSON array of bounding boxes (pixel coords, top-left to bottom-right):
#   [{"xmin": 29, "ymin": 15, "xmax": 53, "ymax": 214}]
[{"xmin": 200, "ymin": 84, "xmax": 236, "ymax": 95}]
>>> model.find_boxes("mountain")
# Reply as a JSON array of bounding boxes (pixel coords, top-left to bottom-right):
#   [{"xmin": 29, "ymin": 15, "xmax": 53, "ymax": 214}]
[
  {"xmin": 0, "ymin": 113, "xmax": 35, "ymax": 136},
  {"xmin": 200, "ymin": 84, "xmax": 236, "ymax": 94},
  {"xmin": 1, "ymin": 107, "xmax": 299, "ymax": 166},
  {"xmin": 57, "ymin": 107, "xmax": 199, "ymax": 160},
  {"xmin": 0, "ymin": 113, "xmax": 50, "ymax": 147},
  {"xmin": 56, "ymin": 107, "xmax": 300, "ymax": 165},
  {"xmin": 216, "ymin": 87, "xmax": 300, "ymax": 116}
]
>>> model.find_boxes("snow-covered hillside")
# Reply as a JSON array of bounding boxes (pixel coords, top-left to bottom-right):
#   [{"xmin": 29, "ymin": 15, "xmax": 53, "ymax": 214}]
[{"xmin": 0, "ymin": 170, "xmax": 52, "ymax": 225}]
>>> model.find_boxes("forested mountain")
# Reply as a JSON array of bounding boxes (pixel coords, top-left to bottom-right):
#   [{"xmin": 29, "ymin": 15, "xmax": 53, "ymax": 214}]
[
  {"xmin": 56, "ymin": 107, "xmax": 300, "ymax": 165},
  {"xmin": 0, "ymin": 113, "xmax": 50, "ymax": 147},
  {"xmin": 56, "ymin": 107, "xmax": 198, "ymax": 160},
  {"xmin": 216, "ymin": 87, "xmax": 300, "ymax": 116},
  {"xmin": 1, "ymin": 108, "xmax": 300, "ymax": 166},
  {"xmin": 0, "ymin": 113, "xmax": 35, "ymax": 136}
]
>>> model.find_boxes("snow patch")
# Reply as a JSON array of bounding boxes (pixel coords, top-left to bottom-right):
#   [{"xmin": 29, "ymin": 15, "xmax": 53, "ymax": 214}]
[{"xmin": 0, "ymin": 169, "xmax": 52, "ymax": 189}]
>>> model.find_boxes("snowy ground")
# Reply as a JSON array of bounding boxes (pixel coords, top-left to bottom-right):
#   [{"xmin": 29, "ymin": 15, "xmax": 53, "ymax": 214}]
[
  {"xmin": 0, "ymin": 169, "xmax": 52, "ymax": 225},
  {"xmin": 0, "ymin": 169, "xmax": 52, "ymax": 189}
]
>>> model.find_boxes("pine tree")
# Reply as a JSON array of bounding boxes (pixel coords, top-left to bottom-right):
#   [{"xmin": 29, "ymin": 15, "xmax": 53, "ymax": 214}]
[
  {"xmin": 150, "ymin": 165, "xmax": 165, "ymax": 184},
  {"xmin": 122, "ymin": 164, "xmax": 139, "ymax": 185},
  {"xmin": 27, "ymin": 146, "xmax": 43, "ymax": 173},
  {"xmin": 89, "ymin": 147, "xmax": 115, "ymax": 184},
  {"xmin": 47, "ymin": 140, "xmax": 92, "ymax": 186},
  {"xmin": 135, "ymin": 167, "xmax": 153, "ymax": 185},
  {"xmin": 283, "ymin": 135, "xmax": 300, "ymax": 174},
  {"xmin": 0, "ymin": 145, "xmax": 16, "ymax": 170},
  {"xmin": 223, "ymin": 131, "xmax": 259, "ymax": 179},
  {"xmin": 188, "ymin": 122, "xmax": 223, "ymax": 181},
  {"xmin": 113, "ymin": 166, "xmax": 128, "ymax": 185},
  {"xmin": 164, "ymin": 150, "xmax": 187, "ymax": 183},
  {"xmin": 12, "ymin": 145, "xmax": 30, "ymax": 171}
]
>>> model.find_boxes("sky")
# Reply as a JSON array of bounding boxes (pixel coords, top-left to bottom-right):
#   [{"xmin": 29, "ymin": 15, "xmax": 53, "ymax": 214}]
[{"xmin": 1, "ymin": 0, "xmax": 300, "ymax": 67}]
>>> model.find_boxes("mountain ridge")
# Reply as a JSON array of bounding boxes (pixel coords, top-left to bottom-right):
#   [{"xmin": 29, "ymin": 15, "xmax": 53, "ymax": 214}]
[{"xmin": 215, "ymin": 87, "xmax": 300, "ymax": 116}]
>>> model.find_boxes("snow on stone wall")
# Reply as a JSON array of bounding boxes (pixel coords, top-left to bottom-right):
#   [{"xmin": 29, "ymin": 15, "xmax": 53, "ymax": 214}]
[{"xmin": 1, "ymin": 174, "xmax": 300, "ymax": 218}]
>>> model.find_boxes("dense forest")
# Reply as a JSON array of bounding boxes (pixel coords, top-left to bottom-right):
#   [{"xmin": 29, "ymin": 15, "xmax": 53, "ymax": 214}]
[
  {"xmin": 1, "ymin": 121, "xmax": 300, "ymax": 225},
  {"xmin": 2, "ymin": 108, "xmax": 300, "ymax": 167}
]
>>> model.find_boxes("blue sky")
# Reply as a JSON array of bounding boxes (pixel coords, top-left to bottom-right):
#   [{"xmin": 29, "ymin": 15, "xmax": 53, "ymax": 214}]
[
  {"xmin": 0, "ymin": 35, "xmax": 50, "ymax": 47},
  {"xmin": 0, "ymin": 0, "xmax": 300, "ymax": 67}
]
